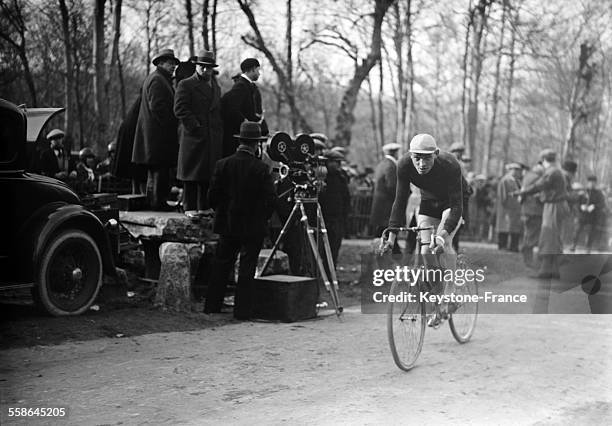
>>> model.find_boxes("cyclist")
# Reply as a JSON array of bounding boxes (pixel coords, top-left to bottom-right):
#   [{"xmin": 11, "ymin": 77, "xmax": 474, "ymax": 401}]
[{"xmin": 382, "ymin": 133, "xmax": 467, "ymax": 325}]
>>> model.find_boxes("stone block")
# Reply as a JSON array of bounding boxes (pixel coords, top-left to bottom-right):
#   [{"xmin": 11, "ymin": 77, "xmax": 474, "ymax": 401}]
[{"xmin": 119, "ymin": 211, "xmax": 216, "ymax": 243}]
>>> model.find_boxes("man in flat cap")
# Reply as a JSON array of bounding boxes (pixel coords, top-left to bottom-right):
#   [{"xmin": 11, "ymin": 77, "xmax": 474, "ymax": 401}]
[
  {"xmin": 132, "ymin": 48, "xmax": 179, "ymax": 211},
  {"xmin": 220, "ymin": 57, "xmax": 269, "ymax": 158},
  {"xmin": 204, "ymin": 121, "xmax": 275, "ymax": 320},
  {"xmin": 174, "ymin": 51, "xmax": 223, "ymax": 218},
  {"xmin": 516, "ymin": 149, "xmax": 569, "ymax": 281},
  {"xmin": 519, "ymin": 161, "xmax": 545, "ymax": 267},
  {"xmin": 39, "ymin": 128, "xmax": 71, "ymax": 180},
  {"xmin": 571, "ymin": 175, "xmax": 607, "ymax": 253},
  {"xmin": 319, "ymin": 149, "xmax": 351, "ymax": 266},
  {"xmin": 495, "ymin": 163, "xmax": 523, "ymax": 252},
  {"xmin": 370, "ymin": 142, "xmax": 401, "ymax": 253}
]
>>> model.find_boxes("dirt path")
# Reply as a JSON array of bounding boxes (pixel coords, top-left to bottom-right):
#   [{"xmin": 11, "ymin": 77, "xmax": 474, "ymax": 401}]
[{"xmin": 2, "ymin": 305, "xmax": 611, "ymax": 425}]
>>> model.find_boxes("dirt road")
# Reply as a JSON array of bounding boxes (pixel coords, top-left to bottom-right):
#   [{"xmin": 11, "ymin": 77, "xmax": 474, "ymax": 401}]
[{"xmin": 2, "ymin": 305, "xmax": 611, "ymax": 425}]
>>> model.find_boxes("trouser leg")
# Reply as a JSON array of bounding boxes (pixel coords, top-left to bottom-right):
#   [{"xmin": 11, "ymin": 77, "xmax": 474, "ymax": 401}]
[
  {"xmin": 204, "ymin": 236, "xmax": 240, "ymax": 313},
  {"xmin": 198, "ymin": 181, "xmax": 210, "ymax": 211},
  {"xmin": 234, "ymin": 237, "xmax": 264, "ymax": 319},
  {"xmin": 182, "ymin": 181, "xmax": 198, "ymax": 212},
  {"xmin": 498, "ymin": 232, "xmax": 508, "ymax": 250},
  {"xmin": 509, "ymin": 232, "xmax": 520, "ymax": 252}
]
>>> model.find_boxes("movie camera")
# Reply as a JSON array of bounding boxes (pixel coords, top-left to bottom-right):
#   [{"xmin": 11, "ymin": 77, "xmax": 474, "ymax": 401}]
[{"xmin": 267, "ymin": 132, "xmax": 327, "ymax": 198}]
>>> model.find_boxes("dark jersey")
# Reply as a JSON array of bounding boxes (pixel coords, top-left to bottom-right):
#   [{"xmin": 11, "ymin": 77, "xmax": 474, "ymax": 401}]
[{"xmin": 389, "ymin": 151, "xmax": 465, "ymax": 234}]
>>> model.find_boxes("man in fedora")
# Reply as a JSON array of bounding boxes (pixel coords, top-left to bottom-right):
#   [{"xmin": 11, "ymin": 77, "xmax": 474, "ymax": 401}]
[
  {"xmin": 220, "ymin": 58, "xmax": 269, "ymax": 158},
  {"xmin": 174, "ymin": 51, "xmax": 223, "ymax": 218},
  {"xmin": 204, "ymin": 121, "xmax": 275, "ymax": 320},
  {"xmin": 132, "ymin": 48, "xmax": 179, "ymax": 211}
]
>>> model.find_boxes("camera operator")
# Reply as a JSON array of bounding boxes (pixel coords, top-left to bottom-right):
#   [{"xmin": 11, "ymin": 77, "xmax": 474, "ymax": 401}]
[
  {"xmin": 319, "ymin": 150, "xmax": 351, "ymax": 267},
  {"xmin": 204, "ymin": 121, "xmax": 275, "ymax": 320}
]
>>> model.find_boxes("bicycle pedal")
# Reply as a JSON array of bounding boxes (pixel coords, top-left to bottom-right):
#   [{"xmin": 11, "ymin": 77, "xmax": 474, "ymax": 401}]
[{"xmin": 427, "ymin": 314, "xmax": 442, "ymax": 328}]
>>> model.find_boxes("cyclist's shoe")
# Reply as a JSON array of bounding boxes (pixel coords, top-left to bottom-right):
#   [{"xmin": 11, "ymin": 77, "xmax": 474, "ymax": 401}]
[
  {"xmin": 445, "ymin": 301, "xmax": 460, "ymax": 316},
  {"xmin": 427, "ymin": 312, "xmax": 442, "ymax": 328}
]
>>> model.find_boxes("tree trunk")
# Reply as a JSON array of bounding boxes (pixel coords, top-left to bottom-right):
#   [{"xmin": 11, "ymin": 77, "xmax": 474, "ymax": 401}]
[
  {"xmin": 501, "ymin": 5, "xmax": 518, "ymax": 173},
  {"xmin": 461, "ymin": 0, "xmax": 472, "ymax": 147},
  {"xmin": 107, "ymin": 0, "xmax": 125, "ymax": 118},
  {"xmin": 483, "ymin": 0, "xmax": 507, "ymax": 176},
  {"xmin": 378, "ymin": 59, "xmax": 385, "ymax": 144},
  {"xmin": 334, "ymin": 0, "xmax": 394, "ymax": 147},
  {"xmin": 212, "ymin": 0, "xmax": 217, "ymax": 54},
  {"xmin": 286, "ymin": 0, "xmax": 296, "ymax": 132},
  {"xmin": 93, "ymin": 0, "xmax": 108, "ymax": 148},
  {"xmin": 186, "ymin": 0, "xmax": 194, "ymax": 57},
  {"xmin": 465, "ymin": 0, "xmax": 492, "ymax": 169},
  {"xmin": 366, "ymin": 75, "xmax": 380, "ymax": 156},
  {"xmin": 202, "ymin": 0, "xmax": 209, "ymax": 51},
  {"xmin": 58, "ymin": 0, "xmax": 75, "ymax": 152}
]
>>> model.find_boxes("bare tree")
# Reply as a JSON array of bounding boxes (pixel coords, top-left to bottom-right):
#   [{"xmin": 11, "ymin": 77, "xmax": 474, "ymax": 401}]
[
  {"xmin": 334, "ymin": 0, "xmax": 395, "ymax": 146},
  {"xmin": 93, "ymin": 0, "xmax": 108, "ymax": 147},
  {"xmin": 202, "ymin": 0, "xmax": 209, "ymax": 50},
  {"xmin": 463, "ymin": 0, "xmax": 493, "ymax": 167},
  {"xmin": 0, "ymin": 0, "xmax": 37, "ymax": 106},
  {"xmin": 58, "ymin": 0, "xmax": 75, "ymax": 151},
  {"xmin": 107, "ymin": 0, "xmax": 125, "ymax": 117},
  {"xmin": 185, "ymin": 0, "xmax": 194, "ymax": 56},
  {"xmin": 482, "ymin": 0, "xmax": 508, "ymax": 175},
  {"xmin": 501, "ymin": 3, "xmax": 519, "ymax": 170}
]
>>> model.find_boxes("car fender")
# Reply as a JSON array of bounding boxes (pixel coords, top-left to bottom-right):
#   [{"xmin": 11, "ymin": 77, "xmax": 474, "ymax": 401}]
[{"xmin": 19, "ymin": 202, "xmax": 116, "ymax": 281}]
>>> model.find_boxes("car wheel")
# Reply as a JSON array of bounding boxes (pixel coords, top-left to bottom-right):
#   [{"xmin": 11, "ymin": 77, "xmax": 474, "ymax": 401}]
[{"xmin": 34, "ymin": 229, "xmax": 103, "ymax": 316}]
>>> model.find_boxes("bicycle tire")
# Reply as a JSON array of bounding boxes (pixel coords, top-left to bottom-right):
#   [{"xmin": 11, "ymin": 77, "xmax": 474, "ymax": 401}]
[
  {"xmin": 449, "ymin": 279, "xmax": 479, "ymax": 343},
  {"xmin": 387, "ymin": 280, "xmax": 426, "ymax": 371}
]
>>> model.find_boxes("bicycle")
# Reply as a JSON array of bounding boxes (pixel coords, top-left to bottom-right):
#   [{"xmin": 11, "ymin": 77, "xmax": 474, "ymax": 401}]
[{"xmin": 380, "ymin": 226, "xmax": 479, "ymax": 371}]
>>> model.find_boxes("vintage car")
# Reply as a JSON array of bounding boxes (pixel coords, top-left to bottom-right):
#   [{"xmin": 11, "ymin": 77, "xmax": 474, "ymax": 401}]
[{"xmin": 0, "ymin": 98, "xmax": 117, "ymax": 316}]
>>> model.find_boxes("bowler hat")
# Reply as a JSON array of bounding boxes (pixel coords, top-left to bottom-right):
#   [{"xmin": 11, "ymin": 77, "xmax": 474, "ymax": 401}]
[
  {"xmin": 449, "ymin": 142, "xmax": 465, "ymax": 152},
  {"xmin": 152, "ymin": 48, "xmax": 179, "ymax": 66},
  {"xmin": 382, "ymin": 142, "xmax": 401, "ymax": 153},
  {"xmin": 192, "ymin": 50, "xmax": 218, "ymax": 67},
  {"xmin": 240, "ymin": 58, "xmax": 260, "ymax": 72},
  {"xmin": 325, "ymin": 150, "xmax": 344, "ymax": 161},
  {"xmin": 539, "ymin": 148, "xmax": 557, "ymax": 162},
  {"xmin": 234, "ymin": 121, "xmax": 267, "ymax": 141},
  {"xmin": 46, "ymin": 128, "xmax": 65, "ymax": 140},
  {"xmin": 505, "ymin": 163, "xmax": 521, "ymax": 170},
  {"xmin": 409, "ymin": 134, "xmax": 438, "ymax": 154},
  {"xmin": 310, "ymin": 133, "xmax": 328, "ymax": 143}
]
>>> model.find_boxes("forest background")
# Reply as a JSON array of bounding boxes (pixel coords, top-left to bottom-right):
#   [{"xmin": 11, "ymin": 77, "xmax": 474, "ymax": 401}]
[{"xmin": 1, "ymin": 0, "xmax": 611, "ymax": 184}]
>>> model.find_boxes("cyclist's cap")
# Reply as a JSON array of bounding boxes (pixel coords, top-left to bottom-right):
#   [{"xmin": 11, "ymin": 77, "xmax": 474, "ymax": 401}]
[
  {"xmin": 382, "ymin": 142, "xmax": 401, "ymax": 153},
  {"xmin": 409, "ymin": 134, "xmax": 438, "ymax": 154},
  {"xmin": 324, "ymin": 150, "xmax": 344, "ymax": 161}
]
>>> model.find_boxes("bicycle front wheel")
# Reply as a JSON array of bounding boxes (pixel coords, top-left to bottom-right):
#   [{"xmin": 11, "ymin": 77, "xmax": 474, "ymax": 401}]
[
  {"xmin": 387, "ymin": 280, "xmax": 426, "ymax": 371},
  {"xmin": 449, "ymin": 279, "xmax": 479, "ymax": 343}
]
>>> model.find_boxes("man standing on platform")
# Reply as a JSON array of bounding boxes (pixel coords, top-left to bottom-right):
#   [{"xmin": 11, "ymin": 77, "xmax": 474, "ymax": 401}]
[
  {"xmin": 174, "ymin": 51, "xmax": 223, "ymax": 219},
  {"xmin": 204, "ymin": 122, "xmax": 275, "ymax": 320},
  {"xmin": 220, "ymin": 58, "xmax": 269, "ymax": 158},
  {"xmin": 132, "ymin": 48, "xmax": 179, "ymax": 211}
]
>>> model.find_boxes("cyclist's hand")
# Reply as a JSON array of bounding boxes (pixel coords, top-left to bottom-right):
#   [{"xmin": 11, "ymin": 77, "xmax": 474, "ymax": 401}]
[
  {"xmin": 379, "ymin": 231, "xmax": 396, "ymax": 255},
  {"xmin": 430, "ymin": 231, "xmax": 447, "ymax": 254}
]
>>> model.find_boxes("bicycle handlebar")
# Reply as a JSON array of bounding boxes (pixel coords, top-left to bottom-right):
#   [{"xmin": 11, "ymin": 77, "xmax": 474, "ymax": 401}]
[{"xmin": 381, "ymin": 226, "xmax": 434, "ymax": 238}]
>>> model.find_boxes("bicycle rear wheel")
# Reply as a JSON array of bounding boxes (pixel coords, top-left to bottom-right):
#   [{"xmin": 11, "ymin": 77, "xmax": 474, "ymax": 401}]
[
  {"xmin": 448, "ymin": 279, "xmax": 478, "ymax": 343},
  {"xmin": 387, "ymin": 280, "xmax": 426, "ymax": 371}
]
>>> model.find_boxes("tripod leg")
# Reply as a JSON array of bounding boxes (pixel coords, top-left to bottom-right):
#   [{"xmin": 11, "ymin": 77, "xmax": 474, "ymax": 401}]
[
  {"xmin": 257, "ymin": 202, "xmax": 301, "ymax": 278},
  {"xmin": 316, "ymin": 204, "xmax": 343, "ymax": 314}
]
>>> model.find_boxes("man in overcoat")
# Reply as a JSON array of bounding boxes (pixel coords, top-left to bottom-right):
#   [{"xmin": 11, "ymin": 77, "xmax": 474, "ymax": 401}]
[
  {"xmin": 174, "ymin": 51, "xmax": 223, "ymax": 217},
  {"xmin": 204, "ymin": 122, "xmax": 276, "ymax": 320},
  {"xmin": 495, "ymin": 163, "xmax": 522, "ymax": 251},
  {"xmin": 220, "ymin": 58, "xmax": 268, "ymax": 158},
  {"xmin": 370, "ymin": 143, "xmax": 401, "ymax": 252},
  {"xmin": 132, "ymin": 48, "xmax": 179, "ymax": 211}
]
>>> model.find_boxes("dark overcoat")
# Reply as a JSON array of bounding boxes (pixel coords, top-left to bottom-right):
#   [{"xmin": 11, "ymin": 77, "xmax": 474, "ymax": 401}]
[
  {"xmin": 370, "ymin": 157, "xmax": 397, "ymax": 230},
  {"xmin": 113, "ymin": 94, "xmax": 147, "ymax": 180},
  {"xmin": 132, "ymin": 68, "xmax": 178, "ymax": 166},
  {"xmin": 220, "ymin": 76, "xmax": 268, "ymax": 158},
  {"xmin": 174, "ymin": 73, "xmax": 224, "ymax": 182},
  {"xmin": 208, "ymin": 149, "xmax": 276, "ymax": 239}
]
